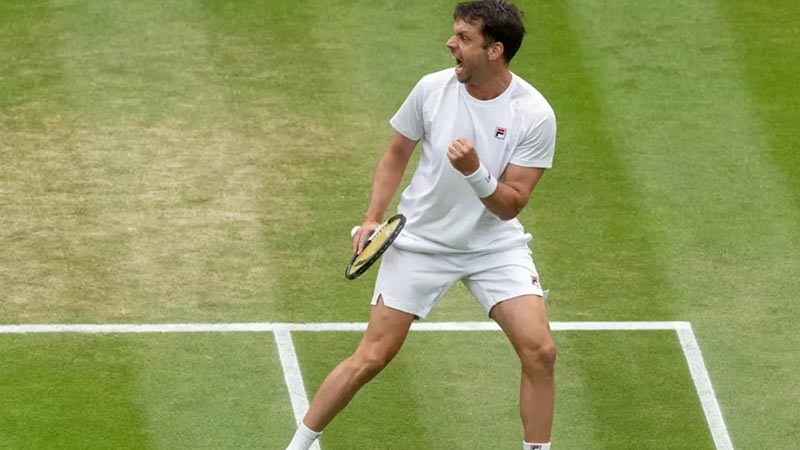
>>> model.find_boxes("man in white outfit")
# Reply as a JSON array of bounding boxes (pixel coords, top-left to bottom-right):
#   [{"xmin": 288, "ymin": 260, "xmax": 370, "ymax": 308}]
[{"xmin": 286, "ymin": 1, "xmax": 557, "ymax": 449}]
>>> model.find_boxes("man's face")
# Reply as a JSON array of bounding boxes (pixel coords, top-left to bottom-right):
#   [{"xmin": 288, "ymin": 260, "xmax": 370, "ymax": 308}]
[{"xmin": 446, "ymin": 19, "xmax": 489, "ymax": 84}]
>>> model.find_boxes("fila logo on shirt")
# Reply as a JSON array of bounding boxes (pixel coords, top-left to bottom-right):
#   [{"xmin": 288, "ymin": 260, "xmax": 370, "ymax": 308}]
[{"xmin": 494, "ymin": 126, "xmax": 507, "ymax": 140}]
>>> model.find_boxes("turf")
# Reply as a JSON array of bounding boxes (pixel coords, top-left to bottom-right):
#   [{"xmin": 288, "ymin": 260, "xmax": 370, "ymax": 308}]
[
  {"xmin": 1, "ymin": 0, "xmax": 798, "ymax": 448},
  {"xmin": 296, "ymin": 330, "xmax": 713, "ymax": 450},
  {"xmin": 0, "ymin": 333, "xmax": 292, "ymax": 449}
]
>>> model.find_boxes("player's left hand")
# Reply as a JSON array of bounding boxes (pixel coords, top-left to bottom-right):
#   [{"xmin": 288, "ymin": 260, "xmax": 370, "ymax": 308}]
[{"xmin": 447, "ymin": 138, "xmax": 480, "ymax": 175}]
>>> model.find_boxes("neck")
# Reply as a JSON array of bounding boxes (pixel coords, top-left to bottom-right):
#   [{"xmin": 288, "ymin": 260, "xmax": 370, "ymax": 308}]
[{"xmin": 465, "ymin": 68, "xmax": 512, "ymax": 100}]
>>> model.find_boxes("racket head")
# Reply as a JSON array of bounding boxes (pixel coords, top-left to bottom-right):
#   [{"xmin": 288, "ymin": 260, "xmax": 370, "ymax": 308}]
[{"xmin": 345, "ymin": 213, "xmax": 406, "ymax": 280}]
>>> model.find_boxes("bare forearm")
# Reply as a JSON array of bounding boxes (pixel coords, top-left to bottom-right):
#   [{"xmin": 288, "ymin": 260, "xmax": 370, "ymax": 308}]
[
  {"xmin": 480, "ymin": 182, "xmax": 528, "ymax": 220},
  {"xmin": 364, "ymin": 139, "xmax": 414, "ymax": 222},
  {"xmin": 447, "ymin": 138, "xmax": 544, "ymax": 221}
]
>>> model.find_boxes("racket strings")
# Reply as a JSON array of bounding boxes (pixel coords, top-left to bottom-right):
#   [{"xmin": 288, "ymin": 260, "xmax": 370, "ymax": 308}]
[
  {"xmin": 345, "ymin": 213, "xmax": 406, "ymax": 280},
  {"xmin": 353, "ymin": 221, "xmax": 399, "ymax": 267}
]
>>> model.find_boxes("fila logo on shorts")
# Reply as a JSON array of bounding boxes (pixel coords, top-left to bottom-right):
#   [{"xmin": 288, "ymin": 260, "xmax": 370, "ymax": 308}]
[{"xmin": 494, "ymin": 126, "xmax": 507, "ymax": 139}]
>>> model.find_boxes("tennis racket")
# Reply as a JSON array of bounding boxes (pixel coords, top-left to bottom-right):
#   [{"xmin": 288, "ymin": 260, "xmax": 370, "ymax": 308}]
[{"xmin": 345, "ymin": 213, "xmax": 406, "ymax": 280}]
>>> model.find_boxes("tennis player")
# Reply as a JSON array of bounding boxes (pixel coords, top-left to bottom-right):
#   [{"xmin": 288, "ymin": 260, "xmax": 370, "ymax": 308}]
[{"xmin": 286, "ymin": 1, "xmax": 556, "ymax": 449}]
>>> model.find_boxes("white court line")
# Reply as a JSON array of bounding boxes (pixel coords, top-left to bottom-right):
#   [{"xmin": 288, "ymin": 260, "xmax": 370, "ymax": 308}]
[
  {"xmin": 0, "ymin": 321, "xmax": 687, "ymax": 334},
  {"xmin": 274, "ymin": 329, "xmax": 322, "ymax": 450},
  {"xmin": 677, "ymin": 324, "xmax": 734, "ymax": 450},
  {"xmin": 0, "ymin": 321, "xmax": 733, "ymax": 449}
]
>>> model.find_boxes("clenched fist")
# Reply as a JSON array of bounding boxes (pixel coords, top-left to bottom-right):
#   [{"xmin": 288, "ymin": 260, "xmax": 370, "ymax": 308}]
[{"xmin": 447, "ymin": 138, "xmax": 480, "ymax": 175}]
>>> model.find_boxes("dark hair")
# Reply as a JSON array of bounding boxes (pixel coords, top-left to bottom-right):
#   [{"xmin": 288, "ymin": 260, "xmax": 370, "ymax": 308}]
[{"xmin": 454, "ymin": 0, "xmax": 526, "ymax": 63}]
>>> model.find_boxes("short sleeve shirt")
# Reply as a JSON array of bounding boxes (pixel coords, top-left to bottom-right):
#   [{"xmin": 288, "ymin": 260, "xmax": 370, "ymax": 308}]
[{"xmin": 389, "ymin": 69, "xmax": 556, "ymax": 253}]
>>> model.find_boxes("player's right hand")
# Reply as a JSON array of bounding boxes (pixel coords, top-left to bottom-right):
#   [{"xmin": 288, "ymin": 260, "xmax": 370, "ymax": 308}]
[
  {"xmin": 447, "ymin": 137, "xmax": 480, "ymax": 175},
  {"xmin": 353, "ymin": 219, "xmax": 381, "ymax": 255}
]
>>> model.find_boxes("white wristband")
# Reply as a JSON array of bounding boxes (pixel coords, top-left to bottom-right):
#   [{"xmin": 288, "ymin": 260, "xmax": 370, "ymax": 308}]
[{"xmin": 463, "ymin": 162, "xmax": 498, "ymax": 198}]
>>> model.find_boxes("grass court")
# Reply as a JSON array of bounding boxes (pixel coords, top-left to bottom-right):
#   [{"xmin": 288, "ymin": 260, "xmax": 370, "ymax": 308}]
[{"xmin": 1, "ymin": 0, "xmax": 798, "ymax": 448}]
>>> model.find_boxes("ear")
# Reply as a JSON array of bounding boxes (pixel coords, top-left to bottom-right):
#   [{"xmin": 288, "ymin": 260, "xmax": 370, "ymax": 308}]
[{"xmin": 487, "ymin": 41, "xmax": 505, "ymax": 62}]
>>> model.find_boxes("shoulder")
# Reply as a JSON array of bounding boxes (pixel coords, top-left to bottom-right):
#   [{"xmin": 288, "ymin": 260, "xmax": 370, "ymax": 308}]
[
  {"xmin": 419, "ymin": 68, "xmax": 458, "ymax": 87},
  {"xmin": 413, "ymin": 68, "xmax": 459, "ymax": 95},
  {"xmin": 509, "ymin": 73, "xmax": 556, "ymax": 127}
]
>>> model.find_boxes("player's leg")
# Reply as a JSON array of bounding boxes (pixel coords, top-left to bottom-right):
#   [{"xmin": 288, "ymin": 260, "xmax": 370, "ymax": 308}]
[
  {"xmin": 490, "ymin": 294, "xmax": 556, "ymax": 445},
  {"xmin": 463, "ymin": 247, "xmax": 555, "ymax": 447},
  {"xmin": 302, "ymin": 296, "xmax": 415, "ymax": 431},
  {"xmin": 285, "ymin": 297, "xmax": 414, "ymax": 450},
  {"xmin": 286, "ymin": 247, "xmax": 457, "ymax": 449}
]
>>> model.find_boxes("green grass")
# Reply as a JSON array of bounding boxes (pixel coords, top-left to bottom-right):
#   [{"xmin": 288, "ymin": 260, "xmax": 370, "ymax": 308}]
[
  {"xmin": 0, "ymin": 333, "xmax": 293, "ymax": 449},
  {"xmin": 296, "ymin": 330, "xmax": 713, "ymax": 450},
  {"xmin": 1, "ymin": 0, "xmax": 799, "ymax": 448}
]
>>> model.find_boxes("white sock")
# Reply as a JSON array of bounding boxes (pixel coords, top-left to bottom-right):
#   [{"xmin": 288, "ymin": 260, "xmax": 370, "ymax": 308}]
[
  {"xmin": 286, "ymin": 422, "xmax": 321, "ymax": 450},
  {"xmin": 523, "ymin": 442, "xmax": 551, "ymax": 450}
]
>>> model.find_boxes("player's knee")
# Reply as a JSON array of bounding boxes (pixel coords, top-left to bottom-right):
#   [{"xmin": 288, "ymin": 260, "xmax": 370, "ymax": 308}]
[
  {"xmin": 518, "ymin": 339, "xmax": 557, "ymax": 376},
  {"xmin": 351, "ymin": 351, "xmax": 391, "ymax": 381}
]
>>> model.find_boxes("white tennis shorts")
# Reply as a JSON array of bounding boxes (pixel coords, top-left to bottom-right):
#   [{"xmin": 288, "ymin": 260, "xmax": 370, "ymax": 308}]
[{"xmin": 370, "ymin": 245, "xmax": 544, "ymax": 319}]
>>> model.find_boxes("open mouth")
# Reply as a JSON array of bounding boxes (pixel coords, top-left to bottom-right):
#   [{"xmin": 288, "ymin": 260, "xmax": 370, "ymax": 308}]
[{"xmin": 455, "ymin": 57, "xmax": 464, "ymax": 75}]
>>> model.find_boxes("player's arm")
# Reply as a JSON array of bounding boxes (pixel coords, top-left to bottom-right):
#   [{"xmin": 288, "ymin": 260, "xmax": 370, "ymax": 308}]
[
  {"xmin": 354, "ymin": 131, "xmax": 417, "ymax": 253},
  {"xmin": 447, "ymin": 138, "xmax": 545, "ymax": 220},
  {"xmin": 481, "ymin": 163, "xmax": 544, "ymax": 220}
]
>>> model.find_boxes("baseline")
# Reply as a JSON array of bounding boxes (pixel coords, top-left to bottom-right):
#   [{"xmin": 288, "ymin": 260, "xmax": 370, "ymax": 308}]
[{"xmin": 0, "ymin": 321, "xmax": 686, "ymax": 334}]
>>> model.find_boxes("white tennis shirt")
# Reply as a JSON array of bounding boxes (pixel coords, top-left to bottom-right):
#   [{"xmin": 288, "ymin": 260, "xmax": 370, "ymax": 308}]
[{"xmin": 390, "ymin": 68, "xmax": 556, "ymax": 253}]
